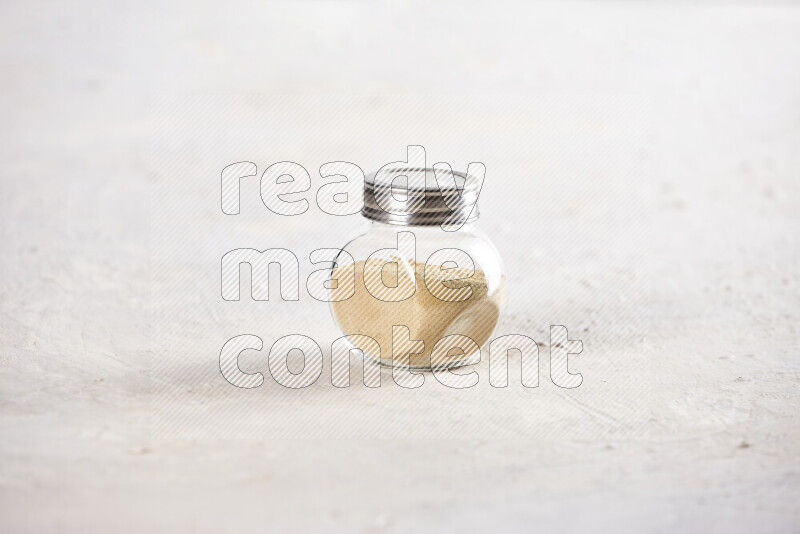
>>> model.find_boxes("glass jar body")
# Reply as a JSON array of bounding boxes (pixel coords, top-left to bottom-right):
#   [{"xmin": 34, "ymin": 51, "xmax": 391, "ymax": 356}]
[{"xmin": 329, "ymin": 221, "xmax": 507, "ymax": 370}]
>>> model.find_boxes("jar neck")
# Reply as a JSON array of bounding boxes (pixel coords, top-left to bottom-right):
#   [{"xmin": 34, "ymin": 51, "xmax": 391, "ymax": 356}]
[{"xmin": 367, "ymin": 219, "xmax": 478, "ymax": 234}]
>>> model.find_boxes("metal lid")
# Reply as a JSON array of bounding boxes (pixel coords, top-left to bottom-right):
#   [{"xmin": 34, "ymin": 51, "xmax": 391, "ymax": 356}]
[{"xmin": 362, "ymin": 167, "xmax": 480, "ymax": 226}]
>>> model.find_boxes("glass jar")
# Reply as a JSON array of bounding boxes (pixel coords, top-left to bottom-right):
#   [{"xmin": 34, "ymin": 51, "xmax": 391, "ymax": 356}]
[{"xmin": 329, "ymin": 167, "xmax": 507, "ymax": 370}]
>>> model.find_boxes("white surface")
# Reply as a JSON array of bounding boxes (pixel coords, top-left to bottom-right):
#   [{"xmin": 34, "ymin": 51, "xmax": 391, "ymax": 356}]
[{"xmin": 1, "ymin": 2, "xmax": 799, "ymax": 532}]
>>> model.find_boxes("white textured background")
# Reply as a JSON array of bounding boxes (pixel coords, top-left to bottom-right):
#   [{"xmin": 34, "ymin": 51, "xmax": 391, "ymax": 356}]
[{"xmin": 1, "ymin": 1, "xmax": 799, "ymax": 532}]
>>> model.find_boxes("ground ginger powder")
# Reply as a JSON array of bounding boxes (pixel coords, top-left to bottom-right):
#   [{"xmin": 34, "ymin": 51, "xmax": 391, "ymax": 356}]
[{"xmin": 331, "ymin": 260, "xmax": 507, "ymax": 368}]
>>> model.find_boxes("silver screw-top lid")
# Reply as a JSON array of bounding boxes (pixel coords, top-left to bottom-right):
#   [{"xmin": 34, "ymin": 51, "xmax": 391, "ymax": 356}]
[{"xmin": 362, "ymin": 167, "xmax": 480, "ymax": 226}]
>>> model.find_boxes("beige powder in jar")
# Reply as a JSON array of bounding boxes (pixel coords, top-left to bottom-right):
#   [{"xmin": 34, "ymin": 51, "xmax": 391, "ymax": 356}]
[{"xmin": 330, "ymin": 260, "xmax": 507, "ymax": 368}]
